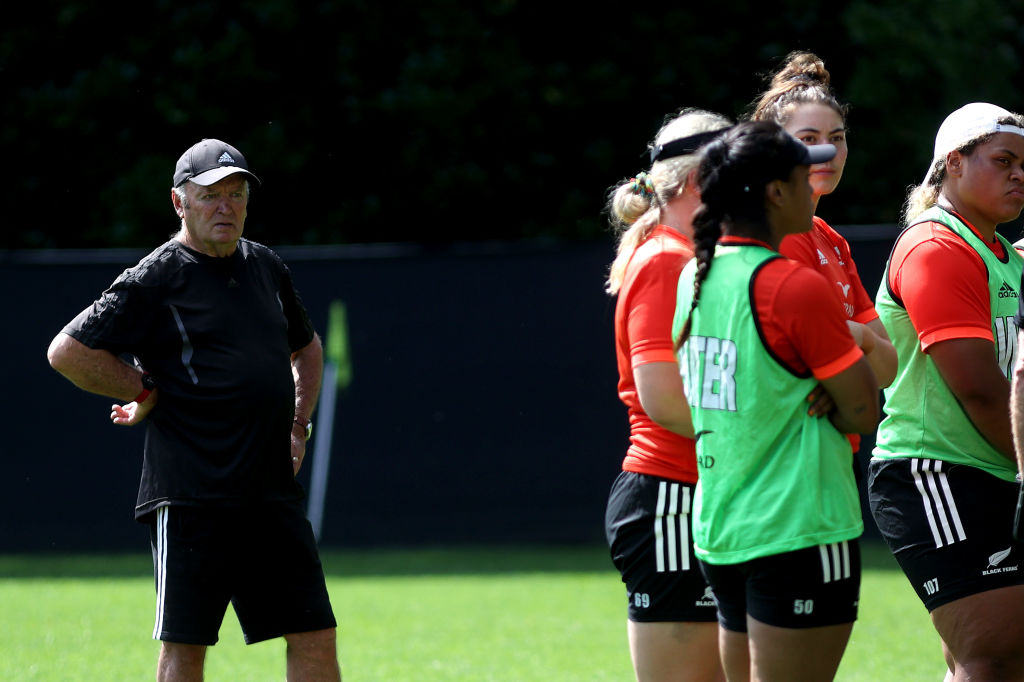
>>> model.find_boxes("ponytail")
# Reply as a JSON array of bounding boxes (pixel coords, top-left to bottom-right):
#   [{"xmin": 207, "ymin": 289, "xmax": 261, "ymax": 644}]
[
  {"xmin": 605, "ymin": 109, "xmax": 733, "ymax": 295},
  {"xmin": 605, "ymin": 174, "xmax": 661, "ymax": 294}
]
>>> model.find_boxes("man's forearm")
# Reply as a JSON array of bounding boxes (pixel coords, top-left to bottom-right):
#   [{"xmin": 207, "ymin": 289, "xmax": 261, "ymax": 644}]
[
  {"xmin": 291, "ymin": 333, "xmax": 324, "ymax": 421},
  {"xmin": 47, "ymin": 332, "xmax": 143, "ymax": 401}
]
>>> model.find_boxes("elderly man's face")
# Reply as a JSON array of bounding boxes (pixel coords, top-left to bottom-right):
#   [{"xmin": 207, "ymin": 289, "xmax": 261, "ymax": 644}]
[{"xmin": 173, "ymin": 175, "xmax": 248, "ymax": 257}]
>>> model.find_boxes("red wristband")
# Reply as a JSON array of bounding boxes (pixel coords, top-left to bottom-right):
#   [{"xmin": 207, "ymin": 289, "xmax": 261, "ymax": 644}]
[{"xmin": 134, "ymin": 373, "xmax": 156, "ymax": 403}]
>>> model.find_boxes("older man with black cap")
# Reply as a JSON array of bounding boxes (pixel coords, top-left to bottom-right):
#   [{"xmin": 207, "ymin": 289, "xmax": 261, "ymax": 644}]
[
  {"xmin": 47, "ymin": 139, "xmax": 340, "ymax": 681},
  {"xmin": 169, "ymin": 138, "xmax": 261, "ymax": 259}
]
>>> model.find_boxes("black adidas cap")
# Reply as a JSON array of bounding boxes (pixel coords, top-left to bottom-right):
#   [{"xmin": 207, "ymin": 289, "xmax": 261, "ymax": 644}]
[{"xmin": 173, "ymin": 139, "xmax": 261, "ymax": 188}]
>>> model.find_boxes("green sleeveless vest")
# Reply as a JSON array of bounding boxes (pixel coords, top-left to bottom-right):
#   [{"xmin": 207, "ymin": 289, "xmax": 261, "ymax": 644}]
[
  {"xmin": 874, "ymin": 206, "xmax": 1022, "ymax": 481},
  {"xmin": 673, "ymin": 243, "xmax": 863, "ymax": 565}
]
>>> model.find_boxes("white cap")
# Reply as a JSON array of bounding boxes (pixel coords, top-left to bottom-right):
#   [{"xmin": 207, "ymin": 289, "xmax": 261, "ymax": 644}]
[{"xmin": 926, "ymin": 102, "xmax": 1024, "ymax": 184}]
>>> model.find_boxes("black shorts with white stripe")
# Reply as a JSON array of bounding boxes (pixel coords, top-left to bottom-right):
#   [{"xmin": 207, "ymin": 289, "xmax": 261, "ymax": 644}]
[
  {"xmin": 149, "ymin": 501, "xmax": 336, "ymax": 645},
  {"xmin": 698, "ymin": 540, "xmax": 861, "ymax": 632},
  {"xmin": 605, "ymin": 471, "xmax": 718, "ymax": 622},
  {"xmin": 868, "ymin": 457, "xmax": 1024, "ymax": 612}
]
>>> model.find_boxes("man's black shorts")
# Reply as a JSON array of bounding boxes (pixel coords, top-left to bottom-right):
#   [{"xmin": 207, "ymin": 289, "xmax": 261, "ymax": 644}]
[
  {"xmin": 149, "ymin": 502, "xmax": 337, "ymax": 645},
  {"xmin": 699, "ymin": 540, "xmax": 861, "ymax": 632},
  {"xmin": 605, "ymin": 471, "xmax": 718, "ymax": 622},
  {"xmin": 868, "ymin": 456, "xmax": 1024, "ymax": 612}
]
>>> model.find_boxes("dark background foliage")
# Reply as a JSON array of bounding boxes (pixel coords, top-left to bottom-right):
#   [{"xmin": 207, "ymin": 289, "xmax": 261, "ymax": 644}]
[{"xmin": 4, "ymin": 0, "xmax": 1024, "ymax": 250}]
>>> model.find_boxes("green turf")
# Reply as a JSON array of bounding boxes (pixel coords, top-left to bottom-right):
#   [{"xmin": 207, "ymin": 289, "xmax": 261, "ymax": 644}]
[
  {"xmin": 840, "ymin": 543, "xmax": 945, "ymax": 681},
  {"xmin": 0, "ymin": 543, "xmax": 942, "ymax": 681}
]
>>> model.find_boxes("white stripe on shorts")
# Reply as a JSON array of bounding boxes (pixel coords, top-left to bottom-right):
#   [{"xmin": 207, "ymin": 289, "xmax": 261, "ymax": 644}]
[
  {"xmin": 910, "ymin": 458, "xmax": 966, "ymax": 547},
  {"xmin": 818, "ymin": 541, "xmax": 851, "ymax": 584},
  {"xmin": 654, "ymin": 482, "xmax": 666, "ymax": 573},
  {"xmin": 679, "ymin": 486, "xmax": 691, "ymax": 572},
  {"xmin": 666, "ymin": 483, "xmax": 678, "ymax": 571},
  {"xmin": 152, "ymin": 507, "xmax": 168, "ymax": 640},
  {"xmin": 654, "ymin": 482, "xmax": 692, "ymax": 573}
]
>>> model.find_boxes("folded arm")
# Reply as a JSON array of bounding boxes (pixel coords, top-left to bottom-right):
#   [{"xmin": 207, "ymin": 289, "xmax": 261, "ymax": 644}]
[
  {"xmin": 819, "ymin": 355, "xmax": 879, "ymax": 435},
  {"xmin": 848, "ymin": 318, "xmax": 898, "ymax": 388}
]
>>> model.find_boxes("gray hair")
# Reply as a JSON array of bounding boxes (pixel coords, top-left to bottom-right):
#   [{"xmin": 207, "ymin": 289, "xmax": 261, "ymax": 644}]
[{"xmin": 172, "ymin": 179, "xmax": 250, "ymax": 212}]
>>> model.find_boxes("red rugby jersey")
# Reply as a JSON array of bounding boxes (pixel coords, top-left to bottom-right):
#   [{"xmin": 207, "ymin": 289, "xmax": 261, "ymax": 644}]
[
  {"xmin": 780, "ymin": 216, "xmax": 876, "ymax": 450},
  {"xmin": 614, "ymin": 226, "xmax": 698, "ymax": 482}
]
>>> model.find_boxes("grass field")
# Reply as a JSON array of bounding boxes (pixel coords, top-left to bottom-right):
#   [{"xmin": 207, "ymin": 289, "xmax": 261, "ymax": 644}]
[{"xmin": 0, "ymin": 542, "xmax": 943, "ymax": 681}]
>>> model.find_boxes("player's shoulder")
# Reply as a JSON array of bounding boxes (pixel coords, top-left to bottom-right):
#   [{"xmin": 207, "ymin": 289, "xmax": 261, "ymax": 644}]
[
  {"xmin": 763, "ymin": 253, "xmax": 827, "ymax": 278},
  {"xmin": 238, "ymin": 237, "xmax": 286, "ymax": 265},
  {"xmin": 778, "ymin": 228, "xmax": 814, "ymax": 254},
  {"xmin": 114, "ymin": 240, "xmax": 190, "ymax": 287},
  {"xmin": 895, "ymin": 220, "xmax": 979, "ymax": 262},
  {"xmin": 778, "ymin": 218, "xmax": 841, "ymax": 261},
  {"xmin": 753, "ymin": 256, "xmax": 839, "ymax": 328},
  {"xmin": 811, "ymin": 216, "xmax": 851, "ymax": 250},
  {"xmin": 627, "ymin": 228, "xmax": 693, "ymax": 276},
  {"xmin": 899, "ymin": 219, "xmax": 969, "ymax": 245},
  {"xmin": 812, "ymin": 215, "xmax": 839, "ymax": 236},
  {"xmin": 637, "ymin": 227, "xmax": 692, "ymax": 258},
  {"xmin": 759, "ymin": 255, "xmax": 832, "ymax": 297},
  {"xmin": 890, "ymin": 221, "xmax": 988, "ymax": 293}
]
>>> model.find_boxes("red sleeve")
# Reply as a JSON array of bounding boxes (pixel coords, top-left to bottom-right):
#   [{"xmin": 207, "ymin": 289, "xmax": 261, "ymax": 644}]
[
  {"xmin": 888, "ymin": 222, "xmax": 992, "ymax": 351},
  {"xmin": 626, "ymin": 249, "xmax": 688, "ymax": 367},
  {"xmin": 754, "ymin": 259, "xmax": 863, "ymax": 379}
]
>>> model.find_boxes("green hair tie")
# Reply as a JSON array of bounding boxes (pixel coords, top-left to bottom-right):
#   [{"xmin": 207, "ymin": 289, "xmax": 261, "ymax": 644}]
[{"xmin": 630, "ymin": 172, "xmax": 655, "ymax": 200}]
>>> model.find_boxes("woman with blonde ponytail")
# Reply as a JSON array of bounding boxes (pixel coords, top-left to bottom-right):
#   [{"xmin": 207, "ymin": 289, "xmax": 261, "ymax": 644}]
[{"xmin": 604, "ymin": 108, "xmax": 731, "ymax": 682}]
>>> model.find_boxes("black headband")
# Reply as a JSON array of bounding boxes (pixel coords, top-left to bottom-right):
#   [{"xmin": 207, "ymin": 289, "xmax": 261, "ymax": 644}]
[{"xmin": 649, "ymin": 127, "xmax": 733, "ymax": 165}]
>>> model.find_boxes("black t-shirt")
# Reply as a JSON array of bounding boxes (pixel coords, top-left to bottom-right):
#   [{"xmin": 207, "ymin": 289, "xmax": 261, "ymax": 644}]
[{"xmin": 63, "ymin": 238, "xmax": 316, "ymax": 519}]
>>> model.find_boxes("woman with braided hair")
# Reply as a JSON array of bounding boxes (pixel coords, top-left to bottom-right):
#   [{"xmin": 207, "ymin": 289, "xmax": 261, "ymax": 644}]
[
  {"xmin": 672, "ymin": 120, "xmax": 878, "ymax": 682},
  {"xmin": 603, "ymin": 108, "xmax": 732, "ymax": 682}
]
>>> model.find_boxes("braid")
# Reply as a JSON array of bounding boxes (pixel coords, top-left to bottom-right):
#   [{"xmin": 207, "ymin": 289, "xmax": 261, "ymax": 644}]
[{"xmin": 675, "ymin": 203, "xmax": 722, "ymax": 350}]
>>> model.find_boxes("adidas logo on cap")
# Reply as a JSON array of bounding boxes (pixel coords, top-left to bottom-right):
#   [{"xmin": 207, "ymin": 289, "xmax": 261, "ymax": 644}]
[
  {"xmin": 998, "ymin": 281, "xmax": 1018, "ymax": 299},
  {"xmin": 173, "ymin": 139, "xmax": 260, "ymax": 187}
]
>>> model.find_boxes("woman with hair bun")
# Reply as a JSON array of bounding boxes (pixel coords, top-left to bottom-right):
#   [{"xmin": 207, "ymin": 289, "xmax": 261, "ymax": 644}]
[
  {"xmin": 673, "ymin": 120, "xmax": 878, "ymax": 682},
  {"xmin": 752, "ymin": 51, "xmax": 897, "ymax": 412},
  {"xmin": 603, "ymin": 108, "xmax": 732, "ymax": 682}
]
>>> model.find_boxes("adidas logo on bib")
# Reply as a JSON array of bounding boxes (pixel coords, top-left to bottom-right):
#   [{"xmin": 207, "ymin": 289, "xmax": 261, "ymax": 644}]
[{"xmin": 998, "ymin": 281, "xmax": 1018, "ymax": 299}]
